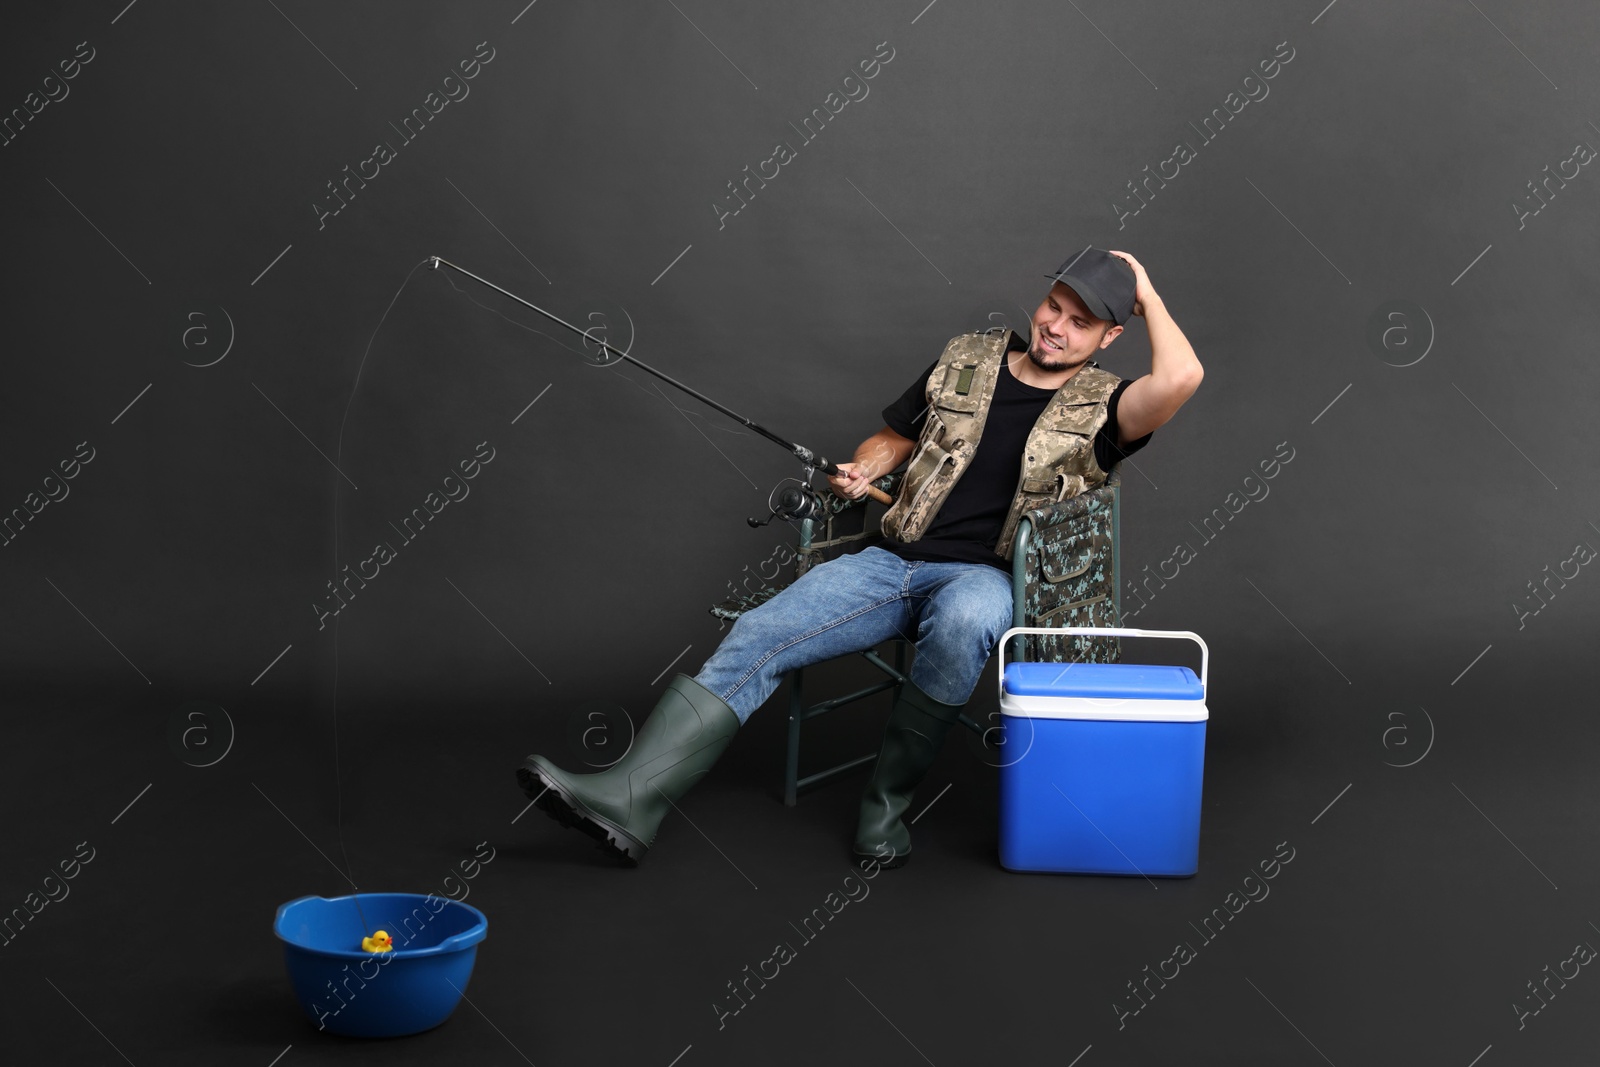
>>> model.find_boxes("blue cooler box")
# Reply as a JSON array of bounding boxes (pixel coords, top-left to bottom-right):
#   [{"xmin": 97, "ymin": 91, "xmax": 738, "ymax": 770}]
[{"xmin": 996, "ymin": 626, "xmax": 1209, "ymax": 877}]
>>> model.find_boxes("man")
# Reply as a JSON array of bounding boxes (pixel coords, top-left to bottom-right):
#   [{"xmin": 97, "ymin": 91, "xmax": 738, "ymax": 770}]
[{"xmin": 517, "ymin": 246, "xmax": 1202, "ymax": 868}]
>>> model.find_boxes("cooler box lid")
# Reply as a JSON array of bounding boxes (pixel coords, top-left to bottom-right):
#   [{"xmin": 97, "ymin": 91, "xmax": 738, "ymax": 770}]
[{"xmin": 1003, "ymin": 662, "xmax": 1204, "ymax": 700}]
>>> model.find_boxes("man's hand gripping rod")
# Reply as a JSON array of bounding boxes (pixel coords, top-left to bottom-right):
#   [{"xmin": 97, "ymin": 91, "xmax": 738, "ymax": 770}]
[{"xmin": 427, "ymin": 256, "xmax": 893, "ymax": 506}]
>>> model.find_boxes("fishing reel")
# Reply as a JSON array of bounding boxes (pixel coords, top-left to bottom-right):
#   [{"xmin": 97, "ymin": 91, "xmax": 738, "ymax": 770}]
[
  {"xmin": 748, "ymin": 477, "xmax": 830, "ymax": 528},
  {"xmin": 747, "ymin": 448, "xmax": 901, "ymax": 527}
]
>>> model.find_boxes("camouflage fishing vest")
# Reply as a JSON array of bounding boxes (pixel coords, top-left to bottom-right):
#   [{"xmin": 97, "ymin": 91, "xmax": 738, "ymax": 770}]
[{"xmin": 878, "ymin": 327, "xmax": 1123, "ymax": 563}]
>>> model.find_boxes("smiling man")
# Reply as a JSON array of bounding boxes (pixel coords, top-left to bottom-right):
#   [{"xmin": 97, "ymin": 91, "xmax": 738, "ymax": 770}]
[
  {"xmin": 867, "ymin": 247, "xmax": 1199, "ymax": 570},
  {"xmin": 517, "ymin": 245, "xmax": 1202, "ymax": 870}
]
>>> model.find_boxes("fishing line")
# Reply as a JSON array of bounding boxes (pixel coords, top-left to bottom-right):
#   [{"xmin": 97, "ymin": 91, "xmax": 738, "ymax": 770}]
[
  {"xmin": 326, "ymin": 255, "xmax": 437, "ymax": 941},
  {"xmin": 320, "ymin": 255, "xmax": 893, "ymax": 942}
]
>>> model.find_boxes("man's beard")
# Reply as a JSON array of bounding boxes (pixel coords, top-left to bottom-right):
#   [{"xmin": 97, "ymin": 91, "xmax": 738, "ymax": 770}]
[
  {"xmin": 1028, "ymin": 340, "xmax": 1075, "ymax": 372},
  {"xmin": 1030, "ymin": 325, "xmax": 1107, "ymax": 372}
]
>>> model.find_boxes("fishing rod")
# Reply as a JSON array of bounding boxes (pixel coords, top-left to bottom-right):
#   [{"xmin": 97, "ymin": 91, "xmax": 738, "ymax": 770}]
[{"xmin": 427, "ymin": 256, "xmax": 895, "ymax": 521}]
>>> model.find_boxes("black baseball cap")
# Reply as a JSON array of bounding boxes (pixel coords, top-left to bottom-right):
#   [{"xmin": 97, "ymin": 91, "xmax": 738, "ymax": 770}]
[{"xmin": 1043, "ymin": 247, "xmax": 1137, "ymax": 326}]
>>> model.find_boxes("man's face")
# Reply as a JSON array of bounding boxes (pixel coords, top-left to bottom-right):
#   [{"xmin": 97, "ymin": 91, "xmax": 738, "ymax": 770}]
[{"xmin": 1026, "ymin": 282, "xmax": 1120, "ymax": 372}]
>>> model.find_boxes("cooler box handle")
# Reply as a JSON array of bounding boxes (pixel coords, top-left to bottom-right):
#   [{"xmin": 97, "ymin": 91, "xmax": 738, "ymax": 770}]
[{"xmin": 997, "ymin": 626, "xmax": 1210, "ymax": 705}]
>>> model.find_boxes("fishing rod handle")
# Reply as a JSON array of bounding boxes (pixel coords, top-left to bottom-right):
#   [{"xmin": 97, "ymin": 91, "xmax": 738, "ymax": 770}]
[{"xmin": 819, "ymin": 458, "xmax": 894, "ymax": 506}]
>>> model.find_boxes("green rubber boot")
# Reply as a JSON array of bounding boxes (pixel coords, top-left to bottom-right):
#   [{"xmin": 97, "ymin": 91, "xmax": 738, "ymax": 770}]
[
  {"xmin": 852, "ymin": 679, "xmax": 966, "ymax": 869},
  {"xmin": 517, "ymin": 673, "xmax": 740, "ymax": 866}
]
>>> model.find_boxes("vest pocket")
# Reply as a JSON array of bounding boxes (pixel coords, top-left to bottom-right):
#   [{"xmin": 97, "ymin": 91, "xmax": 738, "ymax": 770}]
[
  {"xmin": 1022, "ymin": 470, "xmax": 1092, "ymax": 505},
  {"xmin": 1022, "ymin": 472, "xmax": 1062, "ymax": 495},
  {"xmin": 936, "ymin": 362, "xmax": 983, "ymax": 411},
  {"xmin": 888, "ymin": 436, "xmax": 968, "ymax": 541},
  {"xmin": 904, "ymin": 444, "xmax": 957, "ymax": 517},
  {"xmin": 1042, "ymin": 400, "xmax": 1103, "ymax": 434}
]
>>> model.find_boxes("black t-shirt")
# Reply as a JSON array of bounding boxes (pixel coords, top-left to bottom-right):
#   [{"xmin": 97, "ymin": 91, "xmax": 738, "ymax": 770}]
[{"xmin": 875, "ymin": 332, "xmax": 1152, "ymax": 572}]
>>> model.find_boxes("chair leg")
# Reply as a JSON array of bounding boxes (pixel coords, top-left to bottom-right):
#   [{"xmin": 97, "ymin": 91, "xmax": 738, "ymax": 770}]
[
  {"xmin": 891, "ymin": 637, "xmax": 906, "ymax": 710},
  {"xmin": 784, "ymin": 667, "xmax": 803, "ymax": 807},
  {"xmin": 782, "ymin": 639, "xmax": 911, "ymax": 806}
]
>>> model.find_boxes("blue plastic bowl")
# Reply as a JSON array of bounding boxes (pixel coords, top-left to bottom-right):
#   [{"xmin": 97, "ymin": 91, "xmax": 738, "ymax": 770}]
[{"xmin": 274, "ymin": 892, "xmax": 488, "ymax": 1037}]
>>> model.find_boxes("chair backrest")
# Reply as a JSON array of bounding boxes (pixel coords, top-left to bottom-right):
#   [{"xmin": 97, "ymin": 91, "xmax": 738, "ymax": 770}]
[{"xmin": 1010, "ymin": 466, "xmax": 1123, "ymax": 666}]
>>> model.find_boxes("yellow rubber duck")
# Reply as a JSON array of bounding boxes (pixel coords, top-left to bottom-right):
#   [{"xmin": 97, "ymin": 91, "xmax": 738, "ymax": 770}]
[{"xmin": 360, "ymin": 930, "xmax": 394, "ymax": 953}]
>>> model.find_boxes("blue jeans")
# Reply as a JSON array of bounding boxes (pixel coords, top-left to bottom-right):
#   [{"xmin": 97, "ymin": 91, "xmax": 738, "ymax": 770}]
[{"xmin": 693, "ymin": 546, "xmax": 1015, "ymax": 723}]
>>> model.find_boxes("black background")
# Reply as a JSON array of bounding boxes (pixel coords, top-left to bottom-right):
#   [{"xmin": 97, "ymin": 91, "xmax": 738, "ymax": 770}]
[{"xmin": 2, "ymin": 2, "xmax": 1597, "ymax": 1064}]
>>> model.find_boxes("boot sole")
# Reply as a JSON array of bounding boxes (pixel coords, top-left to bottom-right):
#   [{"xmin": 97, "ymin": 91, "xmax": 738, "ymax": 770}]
[
  {"xmin": 853, "ymin": 846, "xmax": 910, "ymax": 869},
  {"xmin": 517, "ymin": 763, "xmax": 647, "ymax": 867}
]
